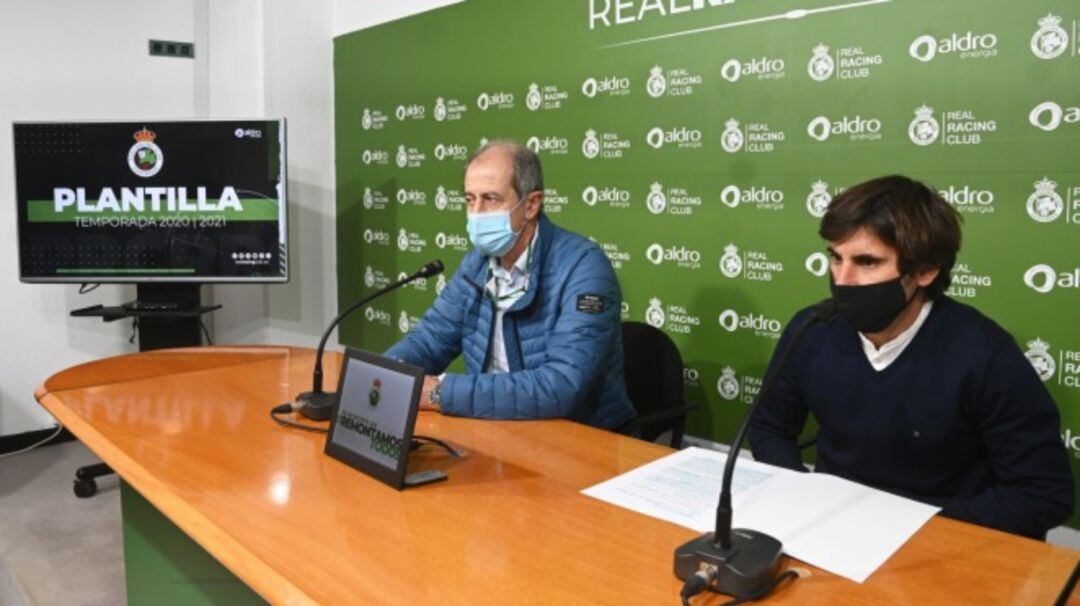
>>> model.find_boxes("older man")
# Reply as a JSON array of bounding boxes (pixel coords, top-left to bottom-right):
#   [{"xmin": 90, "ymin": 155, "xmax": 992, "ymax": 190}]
[
  {"xmin": 385, "ymin": 139, "xmax": 635, "ymax": 429},
  {"xmin": 748, "ymin": 175, "xmax": 1073, "ymax": 539}
]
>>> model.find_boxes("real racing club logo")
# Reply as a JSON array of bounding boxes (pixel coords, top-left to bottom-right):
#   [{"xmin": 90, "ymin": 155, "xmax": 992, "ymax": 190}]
[
  {"xmin": 127, "ymin": 126, "xmax": 164, "ymax": 178},
  {"xmin": 369, "ymin": 378, "xmax": 382, "ymax": 406},
  {"xmin": 1032, "ymin": 13, "xmax": 1069, "ymax": 59}
]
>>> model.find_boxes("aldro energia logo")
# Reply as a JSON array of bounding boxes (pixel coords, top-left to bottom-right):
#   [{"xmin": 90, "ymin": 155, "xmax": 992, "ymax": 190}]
[
  {"xmin": 646, "ymin": 126, "xmax": 702, "ymax": 150},
  {"xmin": 395, "ymin": 103, "xmax": 425, "ymax": 121},
  {"xmin": 581, "ymin": 74, "xmax": 631, "ymax": 98},
  {"xmin": 362, "ymin": 148, "xmax": 389, "ymax": 166},
  {"xmin": 645, "ymin": 242, "xmax": 702, "ymax": 269},
  {"xmin": 433, "ymin": 143, "xmax": 468, "ymax": 162},
  {"xmin": 397, "ymin": 188, "xmax": 427, "ymax": 206},
  {"xmin": 908, "ymin": 30, "xmax": 998, "ymax": 63},
  {"xmin": 719, "ymin": 184, "xmax": 784, "ymax": 211},
  {"xmin": 807, "ymin": 113, "xmax": 882, "ymax": 143},
  {"xmin": 718, "ymin": 308, "xmax": 784, "ymax": 340},
  {"xmin": 527, "ymin": 136, "xmax": 570, "ymax": 156},
  {"xmin": 397, "ymin": 271, "xmax": 428, "ymax": 292},
  {"xmin": 1024, "ymin": 263, "xmax": 1080, "ymax": 294},
  {"xmin": 363, "ymin": 228, "xmax": 390, "ymax": 246},
  {"xmin": 582, "ymin": 185, "xmax": 631, "ymax": 208},
  {"xmin": 128, "ymin": 127, "xmax": 163, "ymax": 178},
  {"xmin": 476, "ymin": 90, "xmax": 515, "ymax": 111},
  {"xmin": 1029, "ymin": 101, "xmax": 1080, "ymax": 132},
  {"xmin": 805, "ymin": 252, "xmax": 829, "ymax": 277},
  {"xmin": 721, "ymin": 55, "xmax": 785, "ymax": 83},
  {"xmin": 1032, "ymin": 13, "xmax": 1072, "ymax": 60},
  {"xmin": 940, "ymin": 184, "xmax": 995, "ymax": 216}
]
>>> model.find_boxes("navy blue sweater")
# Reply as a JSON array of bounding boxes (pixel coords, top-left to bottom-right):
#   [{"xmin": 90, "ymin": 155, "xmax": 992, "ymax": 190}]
[{"xmin": 748, "ymin": 298, "xmax": 1073, "ymax": 539}]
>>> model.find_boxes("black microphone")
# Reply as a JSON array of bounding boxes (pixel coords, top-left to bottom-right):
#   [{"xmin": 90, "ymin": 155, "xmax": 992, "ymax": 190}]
[
  {"xmin": 674, "ymin": 298, "xmax": 836, "ymax": 600},
  {"xmin": 295, "ymin": 259, "xmax": 445, "ymax": 421}
]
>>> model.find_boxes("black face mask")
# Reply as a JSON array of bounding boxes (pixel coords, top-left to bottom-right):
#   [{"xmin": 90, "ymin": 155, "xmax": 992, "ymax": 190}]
[{"xmin": 829, "ymin": 276, "xmax": 914, "ymax": 333}]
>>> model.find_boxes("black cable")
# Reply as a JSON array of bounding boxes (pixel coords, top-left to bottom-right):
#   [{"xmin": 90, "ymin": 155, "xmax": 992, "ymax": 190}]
[
  {"xmin": 270, "ymin": 404, "xmax": 327, "ymax": 433},
  {"xmin": 718, "ymin": 570, "xmax": 799, "ymax": 606},
  {"xmin": 78, "ymin": 283, "xmax": 100, "ymax": 294},
  {"xmin": 411, "ymin": 435, "xmax": 461, "ymax": 457},
  {"xmin": 129, "ymin": 318, "xmax": 139, "ymax": 344},
  {"xmin": 199, "ymin": 319, "xmax": 214, "ymax": 345}
]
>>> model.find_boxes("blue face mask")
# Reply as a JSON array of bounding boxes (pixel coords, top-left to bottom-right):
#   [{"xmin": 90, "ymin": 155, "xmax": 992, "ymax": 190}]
[{"xmin": 466, "ymin": 199, "xmax": 524, "ymax": 258}]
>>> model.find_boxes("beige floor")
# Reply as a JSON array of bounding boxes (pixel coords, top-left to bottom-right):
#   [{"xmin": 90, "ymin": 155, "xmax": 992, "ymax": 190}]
[{"xmin": 0, "ymin": 440, "xmax": 124, "ymax": 606}]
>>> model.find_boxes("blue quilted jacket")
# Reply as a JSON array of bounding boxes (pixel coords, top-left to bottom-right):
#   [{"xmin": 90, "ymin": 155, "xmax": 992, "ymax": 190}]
[{"xmin": 385, "ymin": 215, "xmax": 635, "ymax": 430}]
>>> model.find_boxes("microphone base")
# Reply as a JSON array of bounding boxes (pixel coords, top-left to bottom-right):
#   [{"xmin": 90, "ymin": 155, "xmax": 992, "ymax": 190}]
[
  {"xmin": 295, "ymin": 391, "xmax": 337, "ymax": 421},
  {"xmin": 673, "ymin": 529, "xmax": 783, "ymax": 600}
]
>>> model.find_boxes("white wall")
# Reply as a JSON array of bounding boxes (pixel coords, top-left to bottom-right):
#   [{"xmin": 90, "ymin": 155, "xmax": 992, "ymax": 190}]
[
  {"xmin": 333, "ymin": 0, "xmax": 463, "ymax": 37},
  {"xmin": 0, "ymin": 0, "xmax": 197, "ymax": 436}
]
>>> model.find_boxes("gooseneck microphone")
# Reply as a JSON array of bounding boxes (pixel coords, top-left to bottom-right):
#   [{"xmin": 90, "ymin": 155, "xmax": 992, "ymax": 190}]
[
  {"xmin": 295, "ymin": 259, "xmax": 444, "ymax": 421},
  {"xmin": 674, "ymin": 298, "xmax": 837, "ymax": 602}
]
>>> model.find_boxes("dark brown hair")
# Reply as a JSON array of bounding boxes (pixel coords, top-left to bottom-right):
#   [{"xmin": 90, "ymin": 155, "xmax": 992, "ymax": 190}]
[{"xmin": 819, "ymin": 175, "xmax": 962, "ymax": 299}]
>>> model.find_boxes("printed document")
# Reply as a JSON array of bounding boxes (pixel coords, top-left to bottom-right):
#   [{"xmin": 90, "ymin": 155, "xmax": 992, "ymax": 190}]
[{"xmin": 582, "ymin": 447, "xmax": 939, "ymax": 583}]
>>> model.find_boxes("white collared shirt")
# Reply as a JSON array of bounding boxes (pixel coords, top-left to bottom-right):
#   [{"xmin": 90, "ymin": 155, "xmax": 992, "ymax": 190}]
[
  {"xmin": 483, "ymin": 230, "xmax": 537, "ymax": 373},
  {"xmin": 858, "ymin": 301, "xmax": 933, "ymax": 371}
]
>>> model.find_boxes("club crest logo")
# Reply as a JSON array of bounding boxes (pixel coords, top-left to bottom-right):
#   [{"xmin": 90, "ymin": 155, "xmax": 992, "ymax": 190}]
[
  {"xmin": 364, "ymin": 266, "xmax": 375, "ymax": 288},
  {"xmin": 721, "ymin": 119, "xmax": 744, "ymax": 153},
  {"xmin": 1032, "ymin": 13, "xmax": 1069, "ymax": 59},
  {"xmin": 398, "ymin": 311, "xmax": 412, "ymax": 334},
  {"xmin": 908, "ymin": 105, "xmax": 940, "ymax": 146},
  {"xmin": 434, "ymin": 97, "xmax": 447, "ymax": 122},
  {"xmin": 645, "ymin": 297, "xmax": 666, "ymax": 328},
  {"xmin": 720, "ymin": 244, "xmax": 743, "ymax": 278},
  {"xmin": 582, "ymin": 129, "xmax": 601, "ymax": 159},
  {"xmin": 806, "ymin": 180, "xmax": 832, "ymax": 217},
  {"xmin": 717, "ymin": 367, "xmax": 740, "ymax": 400},
  {"xmin": 1025, "ymin": 338, "xmax": 1056, "ymax": 381},
  {"xmin": 1027, "ymin": 178, "xmax": 1064, "ymax": 222},
  {"xmin": 526, "ymin": 83, "xmax": 542, "ymax": 111},
  {"xmin": 397, "ymin": 229, "xmax": 410, "ymax": 252},
  {"xmin": 435, "ymin": 186, "xmax": 449, "ymax": 210},
  {"xmin": 808, "ymin": 44, "xmax": 834, "ymax": 81},
  {"xmin": 396, "ymin": 145, "xmax": 408, "ymax": 168},
  {"xmin": 362, "ymin": 109, "xmax": 372, "ymax": 130},
  {"xmin": 646, "ymin": 182, "xmax": 667, "ymax": 214},
  {"xmin": 646, "ymin": 66, "xmax": 667, "ymax": 98},
  {"xmin": 363, "ymin": 187, "xmax": 374, "ymax": 209},
  {"xmin": 127, "ymin": 127, "xmax": 164, "ymax": 178},
  {"xmin": 369, "ymin": 378, "xmax": 382, "ymax": 406}
]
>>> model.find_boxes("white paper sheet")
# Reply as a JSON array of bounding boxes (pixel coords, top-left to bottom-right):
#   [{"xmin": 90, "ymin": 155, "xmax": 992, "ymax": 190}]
[{"xmin": 582, "ymin": 447, "xmax": 940, "ymax": 583}]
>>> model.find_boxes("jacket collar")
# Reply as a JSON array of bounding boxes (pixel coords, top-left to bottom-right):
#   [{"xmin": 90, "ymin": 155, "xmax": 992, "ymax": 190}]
[{"xmin": 463, "ymin": 214, "xmax": 553, "ymax": 312}]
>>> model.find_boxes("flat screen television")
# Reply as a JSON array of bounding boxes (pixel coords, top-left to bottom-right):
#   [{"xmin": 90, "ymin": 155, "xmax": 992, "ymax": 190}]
[{"xmin": 13, "ymin": 119, "xmax": 287, "ymax": 283}]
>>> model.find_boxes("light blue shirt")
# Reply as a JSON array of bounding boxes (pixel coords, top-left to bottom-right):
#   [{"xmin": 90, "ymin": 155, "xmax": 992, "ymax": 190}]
[{"xmin": 484, "ymin": 230, "xmax": 537, "ymax": 373}]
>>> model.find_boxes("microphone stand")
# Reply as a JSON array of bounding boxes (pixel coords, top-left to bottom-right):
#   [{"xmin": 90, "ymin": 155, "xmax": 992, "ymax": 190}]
[
  {"xmin": 674, "ymin": 299, "xmax": 836, "ymax": 600},
  {"xmin": 295, "ymin": 260, "xmax": 444, "ymax": 420}
]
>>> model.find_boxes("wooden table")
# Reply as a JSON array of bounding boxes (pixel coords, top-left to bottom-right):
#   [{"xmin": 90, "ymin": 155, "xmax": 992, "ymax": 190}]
[{"xmin": 36, "ymin": 346, "xmax": 1079, "ymax": 605}]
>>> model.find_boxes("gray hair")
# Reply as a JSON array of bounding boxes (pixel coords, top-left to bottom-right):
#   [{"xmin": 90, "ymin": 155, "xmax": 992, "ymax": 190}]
[{"xmin": 465, "ymin": 139, "xmax": 544, "ymax": 201}]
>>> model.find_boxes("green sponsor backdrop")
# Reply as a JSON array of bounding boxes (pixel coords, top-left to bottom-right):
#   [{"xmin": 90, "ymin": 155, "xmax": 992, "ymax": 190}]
[{"xmin": 335, "ymin": 1, "xmax": 1080, "ymax": 525}]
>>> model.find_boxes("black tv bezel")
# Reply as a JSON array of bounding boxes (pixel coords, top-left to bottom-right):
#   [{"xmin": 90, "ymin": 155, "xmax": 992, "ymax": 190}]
[{"xmin": 13, "ymin": 117, "xmax": 290, "ymax": 285}]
